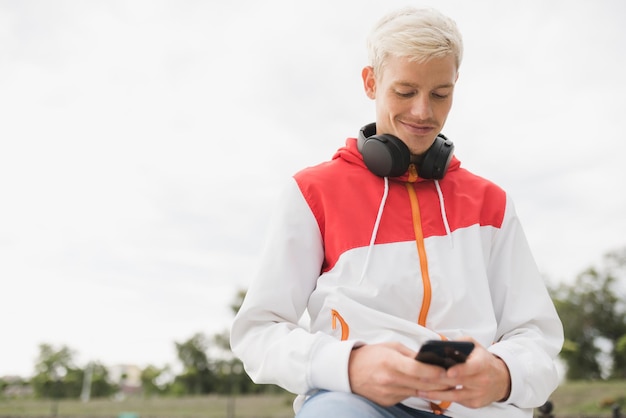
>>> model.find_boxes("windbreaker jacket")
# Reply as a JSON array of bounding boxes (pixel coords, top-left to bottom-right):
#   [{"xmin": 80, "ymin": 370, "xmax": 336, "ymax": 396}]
[{"xmin": 230, "ymin": 137, "xmax": 564, "ymax": 418}]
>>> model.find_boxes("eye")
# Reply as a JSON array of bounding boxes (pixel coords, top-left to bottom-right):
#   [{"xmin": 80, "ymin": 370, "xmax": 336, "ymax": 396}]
[
  {"xmin": 432, "ymin": 91, "xmax": 450, "ymax": 99},
  {"xmin": 395, "ymin": 90, "xmax": 415, "ymax": 98}
]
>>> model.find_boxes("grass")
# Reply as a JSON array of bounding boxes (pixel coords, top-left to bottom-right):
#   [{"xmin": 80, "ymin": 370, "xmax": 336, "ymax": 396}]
[
  {"xmin": 548, "ymin": 380, "xmax": 626, "ymax": 416},
  {"xmin": 0, "ymin": 394, "xmax": 296, "ymax": 418},
  {"xmin": 0, "ymin": 381, "xmax": 625, "ymax": 417}
]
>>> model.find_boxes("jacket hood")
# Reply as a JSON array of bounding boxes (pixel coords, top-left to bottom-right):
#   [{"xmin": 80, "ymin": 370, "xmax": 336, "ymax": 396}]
[{"xmin": 333, "ymin": 137, "xmax": 461, "ymax": 182}]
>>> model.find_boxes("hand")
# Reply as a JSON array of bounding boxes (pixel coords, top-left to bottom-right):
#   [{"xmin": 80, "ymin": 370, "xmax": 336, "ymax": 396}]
[
  {"xmin": 348, "ymin": 342, "xmax": 450, "ymax": 406},
  {"xmin": 417, "ymin": 337, "xmax": 511, "ymax": 409}
]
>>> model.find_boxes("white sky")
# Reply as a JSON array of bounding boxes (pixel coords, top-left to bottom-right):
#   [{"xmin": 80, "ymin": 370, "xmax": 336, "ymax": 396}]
[{"xmin": 1, "ymin": 0, "xmax": 625, "ymax": 378}]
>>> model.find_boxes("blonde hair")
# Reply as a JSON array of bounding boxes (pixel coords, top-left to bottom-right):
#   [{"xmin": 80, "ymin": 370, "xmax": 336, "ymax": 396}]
[{"xmin": 367, "ymin": 7, "xmax": 463, "ymax": 76}]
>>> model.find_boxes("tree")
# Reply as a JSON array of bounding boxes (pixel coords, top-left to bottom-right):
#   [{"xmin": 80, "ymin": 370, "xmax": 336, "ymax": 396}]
[
  {"xmin": 603, "ymin": 248, "xmax": 626, "ymax": 378},
  {"xmin": 215, "ymin": 289, "xmax": 288, "ymax": 395},
  {"xmin": 89, "ymin": 362, "xmax": 117, "ymax": 398},
  {"xmin": 140, "ymin": 364, "xmax": 170, "ymax": 396},
  {"xmin": 614, "ymin": 334, "xmax": 626, "ymax": 379},
  {"xmin": 550, "ymin": 247, "xmax": 626, "ymax": 380},
  {"xmin": 173, "ymin": 332, "xmax": 215, "ymax": 394},
  {"xmin": 30, "ymin": 343, "xmax": 77, "ymax": 398},
  {"xmin": 230, "ymin": 288, "xmax": 246, "ymax": 315},
  {"xmin": 167, "ymin": 290, "xmax": 287, "ymax": 396}
]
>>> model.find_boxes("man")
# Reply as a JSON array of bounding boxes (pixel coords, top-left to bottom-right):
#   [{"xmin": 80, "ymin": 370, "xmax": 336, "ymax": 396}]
[{"xmin": 230, "ymin": 6, "xmax": 563, "ymax": 418}]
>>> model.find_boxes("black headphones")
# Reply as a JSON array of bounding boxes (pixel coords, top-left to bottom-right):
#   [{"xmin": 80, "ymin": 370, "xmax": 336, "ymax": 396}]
[{"xmin": 357, "ymin": 123, "xmax": 454, "ymax": 179}]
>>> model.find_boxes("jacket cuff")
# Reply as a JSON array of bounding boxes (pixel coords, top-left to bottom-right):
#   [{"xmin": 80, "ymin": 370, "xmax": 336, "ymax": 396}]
[
  {"xmin": 488, "ymin": 344, "xmax": 523, "ymax": 405},
  {"xmin": 308, "ymin": 338, "xmax": 358, "ymax": 393}
]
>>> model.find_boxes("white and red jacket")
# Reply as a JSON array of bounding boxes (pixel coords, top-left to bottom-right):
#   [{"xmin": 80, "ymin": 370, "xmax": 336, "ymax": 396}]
[{"xmin": 230, "ymin": 137, "xmax": 563, "ymax": 418}]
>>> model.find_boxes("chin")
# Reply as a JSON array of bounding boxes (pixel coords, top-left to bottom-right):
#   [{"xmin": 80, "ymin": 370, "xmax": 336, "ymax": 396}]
[{"xmin": 408, "ymin": 140, "xmax": 435, "ymax": 156}]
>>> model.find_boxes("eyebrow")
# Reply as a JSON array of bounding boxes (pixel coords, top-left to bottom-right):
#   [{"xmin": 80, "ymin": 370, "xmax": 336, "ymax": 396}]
[{"xmin": 395, "ymin": 81, "xmax": 455, "ymax": 89}]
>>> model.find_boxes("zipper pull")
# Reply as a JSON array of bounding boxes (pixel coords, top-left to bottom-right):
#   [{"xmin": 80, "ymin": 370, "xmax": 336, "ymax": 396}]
[{"xmin": 331, "ymin": 309, "xmax": 350, "ymax": 341}]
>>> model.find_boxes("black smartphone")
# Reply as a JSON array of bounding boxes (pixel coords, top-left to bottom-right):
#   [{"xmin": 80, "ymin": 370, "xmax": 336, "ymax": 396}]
[{"xmin": 415, "ymin": 340, "xmax": 475, "ymax": 370}]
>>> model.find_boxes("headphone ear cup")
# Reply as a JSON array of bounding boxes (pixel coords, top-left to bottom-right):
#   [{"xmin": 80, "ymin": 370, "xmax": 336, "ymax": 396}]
[
  {"xmin": 359, "ymin": 134, "xmax": 411, "ymax": 177},
  {"xmin": 418, "ymin": 135, "xmax": 455, "ymax": 180}
]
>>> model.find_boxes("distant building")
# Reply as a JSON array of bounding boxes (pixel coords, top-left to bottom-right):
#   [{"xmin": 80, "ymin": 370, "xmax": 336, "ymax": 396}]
[
  {"xmin": 108, "ymin": 365, "xmax": 142, "ymax": 397},
  {"xmin": 1, "ymin": 375, "xmax": 34, "ymax": 398}
]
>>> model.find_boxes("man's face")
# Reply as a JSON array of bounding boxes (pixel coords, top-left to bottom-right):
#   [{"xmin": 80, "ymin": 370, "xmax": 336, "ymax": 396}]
[{"xmin": 362, "ymin": 54, "xmax": 458, "ymax": 156}]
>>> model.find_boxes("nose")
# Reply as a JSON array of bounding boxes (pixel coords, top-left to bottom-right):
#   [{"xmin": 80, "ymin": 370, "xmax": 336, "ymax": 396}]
[{"xmin": 410, "ymin": 93, "xmax": 434, "ymax": 120}]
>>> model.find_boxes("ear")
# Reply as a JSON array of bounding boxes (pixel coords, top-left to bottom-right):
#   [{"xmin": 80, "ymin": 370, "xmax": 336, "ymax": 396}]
[{"xmin": 361, "ymin": 66, "xmax": 377, "ymax": 100}]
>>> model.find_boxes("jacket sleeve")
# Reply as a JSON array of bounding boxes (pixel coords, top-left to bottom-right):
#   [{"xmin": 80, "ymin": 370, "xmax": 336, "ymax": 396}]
[
  {"xmin": 229, "ymin": 178, "xmax": 356, "ymax": 395},
  {"xmin": 486, "ymin": 195, "xmax": 564, "ymax": 408}
]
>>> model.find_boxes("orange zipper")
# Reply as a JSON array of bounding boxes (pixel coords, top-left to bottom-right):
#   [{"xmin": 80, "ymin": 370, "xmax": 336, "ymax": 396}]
[
  {"xmin": 406, "ymin": 165, "xmax": 431, "ymax": 327},
  {"xmin": 407, "ymin": 165, "xmax": 451, "ymax": 414}
]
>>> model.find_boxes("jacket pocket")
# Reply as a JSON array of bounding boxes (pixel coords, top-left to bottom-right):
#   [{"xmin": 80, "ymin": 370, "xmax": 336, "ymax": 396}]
[{"xmin": 331, "ymin": 309, "xmax": 350, "ymax": 341}]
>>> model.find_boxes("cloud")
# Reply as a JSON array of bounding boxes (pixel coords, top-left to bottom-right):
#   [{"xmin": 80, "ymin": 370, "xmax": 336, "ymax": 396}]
[{"xmin": 1, "ymin": 0, "xmax": 625, "ymax": 377}]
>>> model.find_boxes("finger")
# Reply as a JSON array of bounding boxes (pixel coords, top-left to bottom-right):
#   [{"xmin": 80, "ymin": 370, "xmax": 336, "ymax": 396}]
[
  {"xmin": 418, "ymin": 386, "xmax": 470, "ymax": 404},
  {"xmin": 419, "ymin": 384, "xmax": 494, "ymax": 409},
  {"xmin": 388, "ymin": 341, "xmax": 419, "ymax": 359}
]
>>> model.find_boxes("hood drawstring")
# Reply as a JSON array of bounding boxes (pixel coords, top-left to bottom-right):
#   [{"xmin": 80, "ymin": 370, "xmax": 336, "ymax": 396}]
[
  {"xmin": 434, "ymin": 180, "xmax": 454, "ymax": 248},
  {"xmin": 360, "ymin": 176, "xmax": 389, "ymax": 282},
  {"xmin": 360, "ymin": 177, "xmax": 453, "ymax": 283}
]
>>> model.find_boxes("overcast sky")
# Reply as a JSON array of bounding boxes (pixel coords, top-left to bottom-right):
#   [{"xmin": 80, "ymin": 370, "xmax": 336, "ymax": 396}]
[{"xmin": 1, "ymin": 0, "xmax": 625, "ymax": 378}]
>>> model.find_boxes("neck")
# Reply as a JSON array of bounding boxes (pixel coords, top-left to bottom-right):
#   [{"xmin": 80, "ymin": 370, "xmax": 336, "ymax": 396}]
[{"xmin": 410, "ymin": 154, "xmax": 424, "ymax": 165}]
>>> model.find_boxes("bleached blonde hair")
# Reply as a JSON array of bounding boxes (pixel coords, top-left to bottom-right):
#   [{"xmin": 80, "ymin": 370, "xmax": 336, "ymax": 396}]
[{"xmin": 367, "ymin": 7, "xmax": 463, "ymax": 76}]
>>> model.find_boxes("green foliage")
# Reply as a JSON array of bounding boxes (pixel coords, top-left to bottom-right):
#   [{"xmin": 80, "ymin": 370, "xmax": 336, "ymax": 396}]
[
  {"xmin": 33, "ymin": 343, "xmax": 75, "ymax": 377},
  {"xmin": 612, "ymin": 334, "xmax": 626, "ymax": 378},
  {"xmin": 89, "ymin": 362, "xmax": 117, "ymax": 398},
  {"xmin": 176, "ymin": 333, "xmax": 210, "ymax": 373},
  {"xmin": 174, "ymin": 332, "xmax": 216, "ymax": 394},
  {"xmin": 140, "ymin": 364, "xmax": 170, "ymax": 396},
  {"xmin": 29, "ymin": 345, "xmax": 117, "ymax": 400},
  {"xmin": 30, "ymin": 343, "xmax": 78, "ymax": 399},
  {"xmin": 211, "ymin": 358, "xmax": 279, "ymax": 395},
  {"xmin": 230, "ymin": 289, "xmax": 247, "ymax": 315},
  {"xmin": 550, "ymin": 247, "xmax": 626, "ymax": 380},
  {"xmin": 213, "ymin": 330, "xmax": 231, "ymax": 353}
]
